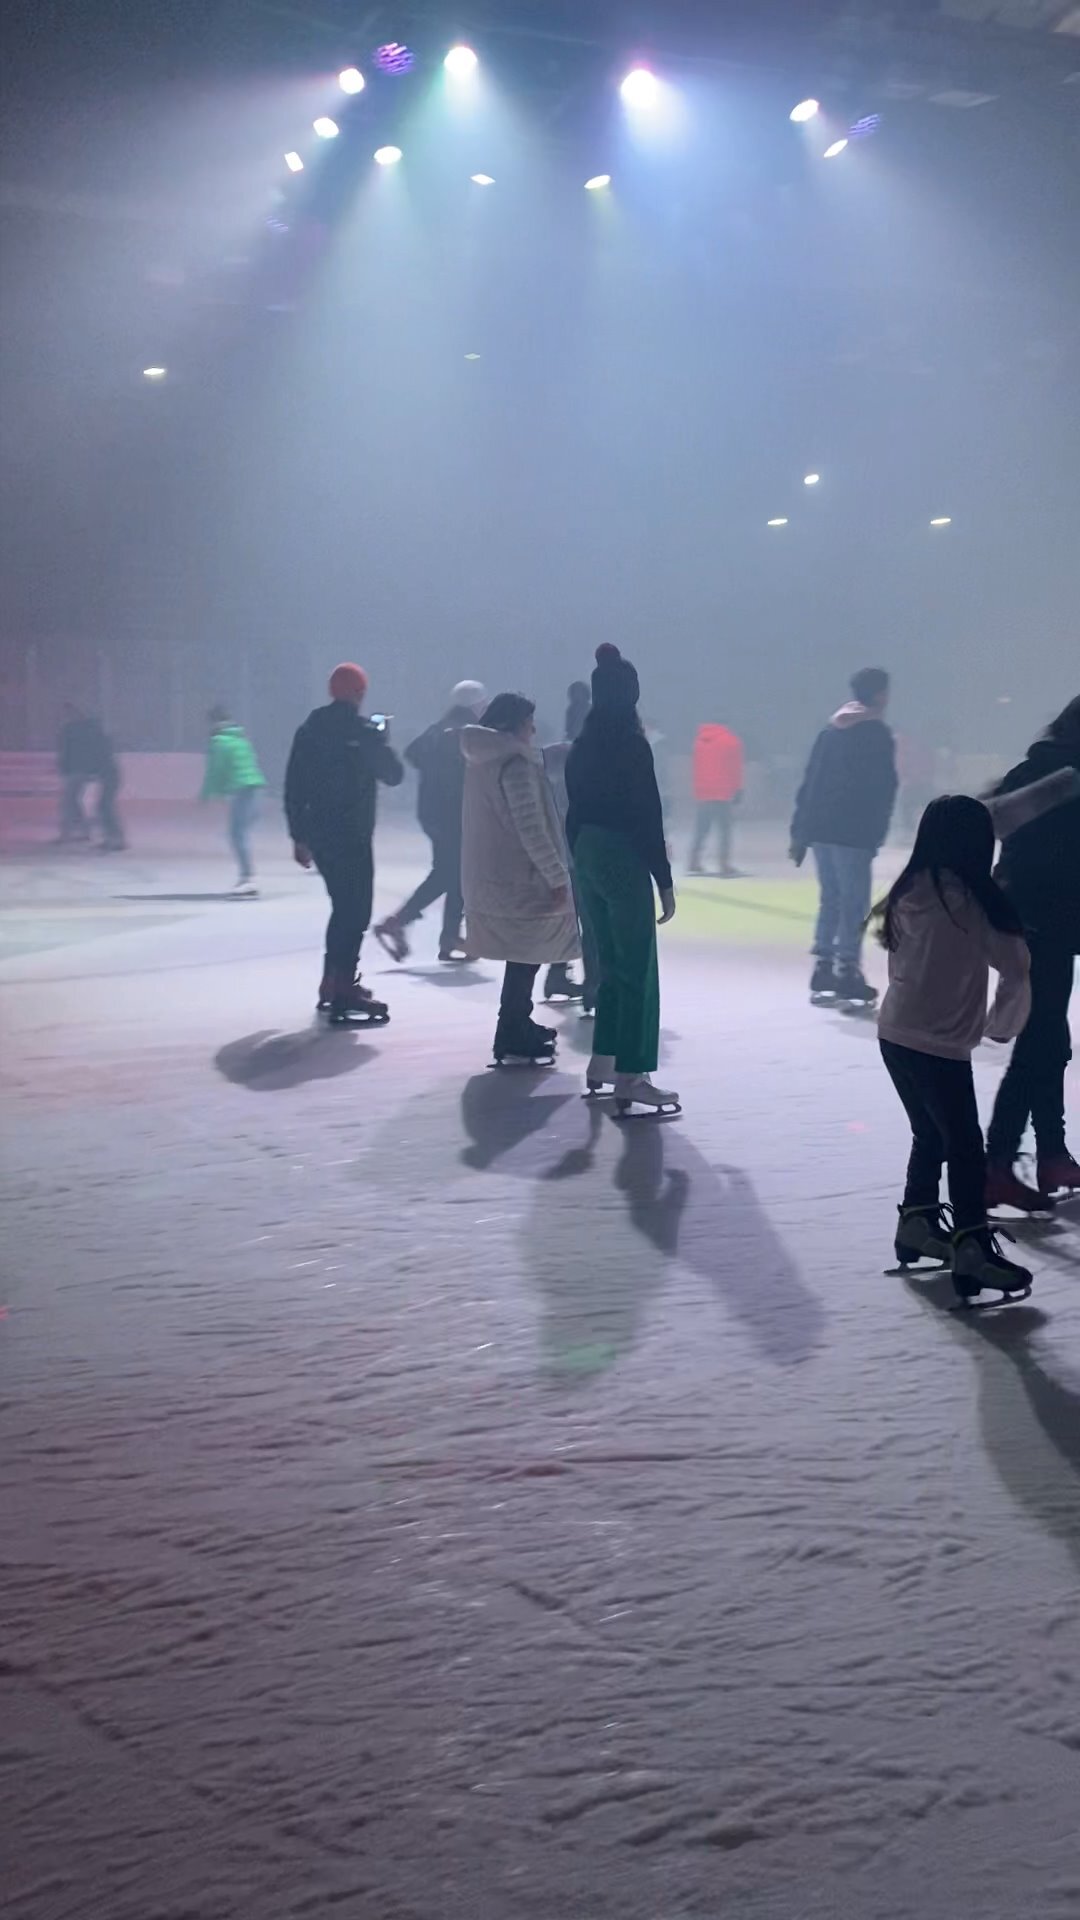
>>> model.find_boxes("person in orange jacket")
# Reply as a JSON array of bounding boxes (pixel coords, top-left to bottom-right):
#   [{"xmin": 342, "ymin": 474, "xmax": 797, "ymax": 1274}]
[{"xmin": 689, "ymin": 721, "xmax": 744, "ymax": 876}]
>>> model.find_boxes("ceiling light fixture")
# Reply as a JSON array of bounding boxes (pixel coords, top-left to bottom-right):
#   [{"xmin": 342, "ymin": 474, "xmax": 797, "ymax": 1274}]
[
  {"xmin": 338, "ymin": 67, "xmax": 365, "ymax": 94},
  {"xmin": 444, "ymin": 45, "xmax": 478, "ymax": 77},
  {"xmin": 789, "ymin": 98, "xmax": 819, "ymax": 123},
  {"xmin": 313, "ymin": 117, "xmax": 339, "ymax": 138},
  {"xmin": 584, "ymin": 173, "xmax": 612, "ymax": 190},
  {"xmin": 823, "ymin": 137, "xmax": 848, "ymax": 158},
  {"xmin": 374, "ymin": 145, "xmax": 403, "ymax": 166}
]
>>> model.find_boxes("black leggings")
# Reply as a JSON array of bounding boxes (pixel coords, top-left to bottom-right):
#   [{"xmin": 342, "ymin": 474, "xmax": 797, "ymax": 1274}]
[
  {"xmin": 880, "ymin": 1039, "xmax": 986, "ymax": 1231},
  {"xmin": 986, "ymin": 932, "xmax": 1074, "ymax": 1162},
  {"xmin": 397, "ymin": 830, "xmax": 463, "ymax": 953}
]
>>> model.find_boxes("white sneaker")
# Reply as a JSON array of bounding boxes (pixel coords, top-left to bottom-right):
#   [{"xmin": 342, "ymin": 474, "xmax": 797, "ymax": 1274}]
[
  {"xmin": 230, "ymin": 880, "xmax": 259, "ymax": 898},
  {"xmin": 584, "ymin": 1053, "xmax": 616, "ymax": 1096},
  {"xmin": 613, "ymin": 1072, "xmax": 681, "ymax": 1116}
]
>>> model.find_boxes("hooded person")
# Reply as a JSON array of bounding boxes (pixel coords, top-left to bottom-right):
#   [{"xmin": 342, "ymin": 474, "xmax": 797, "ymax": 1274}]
[
  {"xmin": 790, "ymin": 666, "xmax": 898, "ymax": 1005},
  {"xmin": 563, "ymin": 644, "xmax": 680, "ymax": 1115},
  {"xmin": 459, "ymin": 692, "xmax": 580, "ymax": 1065},
  {"xmin": 284, "ymin": 663, "xmax": 404, "ymax": 1023},
  {"xmin": 982, "ymin": 694, "xmax": 1080, "ymax": 1208},
  {"xmin": 374, "ymin": 679, "xmax": 487, "ymax": 964},
  {"xmin": 200, "ymin": 704, "xmax": 266, "ymax": 896}
]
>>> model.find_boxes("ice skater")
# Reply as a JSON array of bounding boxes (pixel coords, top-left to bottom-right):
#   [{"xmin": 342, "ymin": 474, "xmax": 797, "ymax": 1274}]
[
  {"xmin": 790, "ymin": 667, "xmax": 898, "ymax": 1006},
  {"xmin": 459, "ymin": 692, "xmax": 579, "ymax": 1066},
  {"xmin": 688, "ymin": 716, "xmax": 744, "ymax": 875},
  {"xmin": 540, "ymin": 680, "xmax": 597, "ymax": 1008},
  {"xmin": 564, "ymin": 644, "xmax": 679, "ymax": 1115},
  {"xmin": 984, "ymin": 694, "xmax": 1080, "ymax": 1208},
  {"xmin": 200, "ymin": 705, "xmax": 266, "ymax": 896},
  {"xmin": 374, "ymin": 680, "xmax": 487, "ymax": 965},
  {"xmin": 875, "ymin": 795, "xmax": 1033, "ymax": 1304},
  {"xmin": 284, "ymin": 663, "xmax": 404, "ymax": 1025},
  {"xmin": 56, "ymin": 704, "xmax": 126, "ymax": 850}
]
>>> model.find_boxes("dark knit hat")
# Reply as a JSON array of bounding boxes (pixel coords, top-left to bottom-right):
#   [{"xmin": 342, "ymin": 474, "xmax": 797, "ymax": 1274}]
[
  {"xmin": 328, "ymin": 662, "xmax": 368, "ymax": 703},
  {"xmin": 590, "ymin": 643, "xmax": 640, "ymax": 712}
]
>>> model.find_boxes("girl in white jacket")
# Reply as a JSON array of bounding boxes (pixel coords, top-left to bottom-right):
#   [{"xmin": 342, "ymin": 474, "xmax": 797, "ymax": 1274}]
[
  {"xmin": 874, "ymin": 795, "xmax": 1033, "ymax": 1304},
  {"xmin": 460, "ymin": 693, "xmax": 580, "ymax": 1065}
]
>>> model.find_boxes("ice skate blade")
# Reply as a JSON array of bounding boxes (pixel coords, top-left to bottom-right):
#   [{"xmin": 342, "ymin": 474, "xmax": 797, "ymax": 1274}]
[
  {"xmin": 614, "ymin": 1100, "xmax": 682, "ymax": 1120},
  {"xmin": 489, "ymin": 1053, "xmax": 557, "ymax": 1069},
  {"xmin": 582, "ymin": 1083, "xmax": 614, "ymax": 1099},
  {"xmin": 953, "ymin": 1286, "xmax": 1032, "ymax": 1311},
  {"xmin": 883, "ymin": 1261, "xmax": 950, "ymax": 1277},
  {"xmin": 810, "ymin": 991, "xmax": 838, "ymax": 1007},
  {"xmin": 328, "ymin": 1008, "xmax": 390, "ymax": 1027}
]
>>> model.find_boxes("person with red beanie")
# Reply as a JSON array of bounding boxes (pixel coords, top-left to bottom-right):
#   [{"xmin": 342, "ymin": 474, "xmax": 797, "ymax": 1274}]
[
  {"xmin": 284, "ymin": 664, "xmax": 404, "ymax": 1023},
  {"xmin": 689, "ymin": 719, "xmax": 744, "ymax": 876}
]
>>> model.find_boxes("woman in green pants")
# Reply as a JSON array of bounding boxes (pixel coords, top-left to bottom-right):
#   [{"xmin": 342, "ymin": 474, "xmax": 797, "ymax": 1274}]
[{"xmin": 565, "ymin": 644, "xmax": 680, "ymax": 1115}]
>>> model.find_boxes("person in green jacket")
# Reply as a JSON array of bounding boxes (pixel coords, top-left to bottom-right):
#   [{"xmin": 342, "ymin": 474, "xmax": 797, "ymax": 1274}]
[{"xmin": 201, "ymin": 706, "xmax": 266, "ymax": 896}]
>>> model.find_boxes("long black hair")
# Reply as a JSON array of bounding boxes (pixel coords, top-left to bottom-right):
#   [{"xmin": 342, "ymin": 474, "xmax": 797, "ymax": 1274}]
[{"xmin": 871, "ymin": 794, "xmax": 1022, "ymax": 951}]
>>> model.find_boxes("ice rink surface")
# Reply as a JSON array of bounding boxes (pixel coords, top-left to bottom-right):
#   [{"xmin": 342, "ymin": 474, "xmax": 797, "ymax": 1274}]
[{"xmin": 3, "ymin": 818, "xmax": 1079, "ymax": 1920}]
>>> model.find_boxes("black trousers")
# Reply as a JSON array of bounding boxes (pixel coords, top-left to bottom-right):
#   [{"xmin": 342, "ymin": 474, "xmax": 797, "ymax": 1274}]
[
  {"xmin": 313, "ymin": 838, "xmax": 374, "ymax": 983},
  {"xmin": 880, "ymin": 1038, "xmax": 986, "ymax": 1231},
  {"xmin": 398, "ymin": 829, "xmax": 463, "ymax": 953},
  {"xmin": 96, "ymin": 768, "xmax": 124, "ymax": 848},
  {"xmin": 498, "ymin": 962, "xmax": 540, "ymax": 1027},
  {"xmin": 690, "ymin": 800, "xmax": 733, "ymax": 870},
  {"xmin": 986, "ymin": 933, "xmax": 1075, "ymax": 1163}
]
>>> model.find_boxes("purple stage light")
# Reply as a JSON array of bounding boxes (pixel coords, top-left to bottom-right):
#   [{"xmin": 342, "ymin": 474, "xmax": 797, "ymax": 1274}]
[
  {"xmin": 849, "ymin": 114, "xmax": 882, "ymax": 139},
  {"xmin": 375, "ymin": 43, "xmax": 415, "ymax": 75}
]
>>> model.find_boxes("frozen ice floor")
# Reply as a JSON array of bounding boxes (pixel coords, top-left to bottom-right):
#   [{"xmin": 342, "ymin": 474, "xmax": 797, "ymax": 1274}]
[{"xmin": 3, "ymin": 823, "xmax": 1080, "ymax": 1920}]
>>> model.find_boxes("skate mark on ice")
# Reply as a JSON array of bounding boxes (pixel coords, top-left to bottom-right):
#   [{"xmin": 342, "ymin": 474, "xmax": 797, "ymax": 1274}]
[{"xmin": 214, "ymin": 1031, "xmax": 374, "ymax": 1091}]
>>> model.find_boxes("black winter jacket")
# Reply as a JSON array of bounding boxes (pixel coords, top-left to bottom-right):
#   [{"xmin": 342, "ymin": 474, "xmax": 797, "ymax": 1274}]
[
  {"xmin": 404, "ymin": 706, "xmax": 473, "ymax": 838},
  {"xmin": 565, "ymin": 711, "xmax": 672, "ymax": 893},
  {"xmin": 995, "ymin": 737, "xmax": 1080, "ymax": 950},
  {"xmin": 791, "ymin": 707, "xmax": 897, "ymax": 855},
  {"xmin": 284, "ymin": 702, "xmax": 403, "ymax": 848}
]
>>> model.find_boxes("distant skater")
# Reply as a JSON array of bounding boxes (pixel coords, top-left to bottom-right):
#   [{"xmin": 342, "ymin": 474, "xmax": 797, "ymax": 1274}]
[
  {"xmin": 565, "ymin": 645, "xmax": 679, "ymax": 1115},
  {"xmin": 284, "ymin": 664, "xmax": 403, "ymax": 1025},
  {"xmin": 374, "ymin": 680, "xmax": 487, "ymax": 965},
  {"xmin": 56, "ymin": 704, "xmax": 126, "ymax": 851},
  {"xmin": 689, "ymin": 717, "xmax": 744, "ymax": 876},
  {"xmin": 875, "ymin": 795, "xmax": 1032, "ymax": 1305},
  {"xmin": 984, "ymin": 695, "xmax": 1080, "ymax": 1207},
  {"xmin": 460, "ymin": 692, "xmax": 580, "ymax": 1066},
  {"xmin": 200, "ymin": 706, "xmax": 266, "ymax": 896},
  {"xmin": 791, "ymin": 667, "xmax": 897, "ymax": 1006}
]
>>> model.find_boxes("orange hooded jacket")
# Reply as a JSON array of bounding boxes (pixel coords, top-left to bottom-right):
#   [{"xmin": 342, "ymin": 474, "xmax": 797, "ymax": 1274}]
[{"xmin": 693, "ymin": 724, "xmax": 744, "ymax": 803}]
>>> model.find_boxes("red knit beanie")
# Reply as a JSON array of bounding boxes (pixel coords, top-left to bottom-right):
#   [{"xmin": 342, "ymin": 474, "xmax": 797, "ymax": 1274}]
[{"xmin": 328, "ymin": 662, "xmax": 368, "ymax": 703}]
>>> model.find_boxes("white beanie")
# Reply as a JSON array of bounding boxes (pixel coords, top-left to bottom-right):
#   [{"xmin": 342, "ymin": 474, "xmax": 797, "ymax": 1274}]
[{"xmin": 451, "ymin": 680, "xmax": 487, "ymax": 711}]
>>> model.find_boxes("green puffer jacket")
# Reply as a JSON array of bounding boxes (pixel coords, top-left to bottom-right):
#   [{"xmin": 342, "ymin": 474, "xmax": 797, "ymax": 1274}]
[{"xmin": 201, "ymin": 726, "xmax": 265, "ymax": 798}]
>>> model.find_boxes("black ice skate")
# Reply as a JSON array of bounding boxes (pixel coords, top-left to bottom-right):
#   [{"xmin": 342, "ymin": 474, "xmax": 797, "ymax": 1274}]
[
  {"xmin": 892, "ymin": 1203, "xmax": 953, "ymax": 1270},
  {"xmin": 323, "ymin": 975, "xmax": 390, "ymax": 1027},
  {"xmin": 950, "ymin": 1226, "xmax": 1032, "ymax": 1307},
  {"xmin": 542, "ymin": 964, "xmax": 582, "ymax": 1004},
  {"xmin": 810, "ymin": 958, "xmax": 838, "ymax": 1004},
  {"xmin": 491, "ymin": 1017, "xmax": 557, "ymax": 1067},
  {"xmin": 834, "ymin": 965, "xmax": 878, "ymax": 1008}
]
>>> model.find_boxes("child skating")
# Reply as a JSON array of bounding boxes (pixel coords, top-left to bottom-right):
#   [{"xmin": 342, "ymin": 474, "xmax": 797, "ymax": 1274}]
[{"xmin": 874, "ymin": 795, "xmax": 1034, "ymax": 1305}]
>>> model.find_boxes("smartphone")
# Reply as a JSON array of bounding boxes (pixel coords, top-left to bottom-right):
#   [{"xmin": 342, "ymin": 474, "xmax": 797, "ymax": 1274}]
[{"xmin": 370, "ymin": 713, "xmax": 392, "ymax": 732}]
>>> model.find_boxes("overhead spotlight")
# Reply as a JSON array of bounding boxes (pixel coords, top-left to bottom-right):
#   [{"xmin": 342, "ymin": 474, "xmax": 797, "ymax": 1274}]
[
  {"xmin": 374, "ymin": 145, "xmax": 403, "ymax": 166},
  {"xmin": 803, "ymin": 473, "xmax": 820, "ymax": 486},
  {"xmin": 620, "ymin": 67, "xmax": 659, "ymax": 109},
  {"xmin": 338, "ymin": 68, "xmax": 365, "ymax": 95},
  {"xmin": 929, "ymin": 516, "xmax": 952, "ymax": 527},
  {"xmin": 464, "ymin": 352, "xmax": 481, "ymax": 361},
  {"xmin": 142, "ymin": 367, "xmax": 167, "ymax": 380},
  {"xmin": 470, "ymin": 173, "xmax": 495, "ymax": 185},
  {"xmin": 823, "ymin": 137, "xmax": 848, "ymax": 158},
  {"xmin": 313, "ymin": 117, "xmax": 339, "ymax": 138},
  {"xmin": 789, "ymin": 99, "xmax": 819, "ymax": 123},
  {"xmin": 584, "ymin": 173, "xmax": 612, "ymax": 191},
  {"xmin": 767, "ymin": 517, "xmax": 788, "ymax": 527},
  {"xmin": 284, "ymin": 151, "xmax": 304, "ymax": 173},
  {"xmin": 444, "ymin": 45, "xmax": 478, "ymax": 77}
]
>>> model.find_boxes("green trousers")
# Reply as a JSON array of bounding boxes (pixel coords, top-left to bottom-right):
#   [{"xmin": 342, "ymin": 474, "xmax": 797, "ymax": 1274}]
[{"xmin": 573, "ymin": 824, "xmax": 659, "ymax": 1075}]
